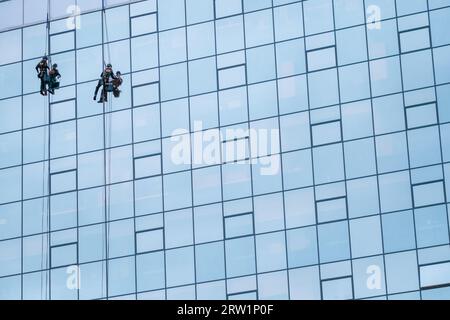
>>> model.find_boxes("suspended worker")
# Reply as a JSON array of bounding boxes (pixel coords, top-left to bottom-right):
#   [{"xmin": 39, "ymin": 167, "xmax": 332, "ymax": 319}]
[
  {"xmin": 93, "ymin": 63, "xmax": 117, "ymax": 103},
  {"xmin": 112, "ymin": 71, "xmax": 123, "ymax": 98},
  {"xmin": 36, "ymin": 56, "xmax": 50, "ymax": 96},
  {"xmin": 48, "ymin": 63, "xmax": 61, "ymax": 95}
]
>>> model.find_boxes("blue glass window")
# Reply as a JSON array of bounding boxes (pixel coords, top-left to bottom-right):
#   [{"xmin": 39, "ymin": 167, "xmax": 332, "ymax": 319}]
[
  {"xmin": 346, "ymin": 176, "xmax": 380, "ymax": 219},
  {"xmin": 0, "ymin": 238, "xmax": 21, "ymax": 277},
  {"xmin": 369, "ymin": 56, "xmax": 402, "ymax": 96},
  {"xmin": 308, "ymin": 68, "xmax": 339, "ymax": 108},
  {"xmin": 277, "ymin": 75, "xmax": 308, "ymax": 114},
  {"xmin": 244, "ymin": 9, "xmax": 273, "ymax": 47},
  {"xmin": 379, "ymin": 171, "xmax": 412, "ymax": 213},
  {"xmin": 160, "ymin": 28, "xmax": 186, "ymax": 66},
  {"xmin": 334, "ymin": 0, "xmax": 364, "ymax": 28},
  {"xmin": 195, "ymin": 242, "xmax": 225, "ymax": 282},
  {"xmin": 0, "ymin": 167, "xmax": 22, "ymax": 204},
  {"xmin": 160, "ymin": 63, "xmax": 188, "ymax": 101},
  {"xmin": 246, "ymin": 45, "xmax": 276, "ymax": 84},
  {"xmin": 0, "ymin": 98, "xmax": 21, "ymax": 134},
  {"xmin": 276, "ymin": 38, "xmax": 306, "ymax": 78},
  {"xmin": 382, "ymin": 210, "xmax": 416, "ymax": 253},
  {"xmin": 313, "ymin": 143, "xmax": 345, "ymax": 184},
  {"xmin": 341, "ymin": 100, "xmax": 373, "ymax": 140},
  {"xmin": 318, "ymin": 221, "xmax": 351, "ymax": 263},
  {"xmin": 344, "ymin": 138, "xmax": 376, "ymax": 179},
  {"xmin": 284, "ymin": 187, "xmax": 315, "ymax": 228},
  {"xmin": 287, "ymin": 226, "xmax": 318, "ymax": 268},
  {"xmin": 0, "ymin": 132, "xmax": 21, "ymax": 169},
  {"xmin": 282, "ymin": 149, "xmax": 313, "ymax": 189},
  {"xmin": 408, "ymin": 126, "xmax": 442, "ymax": 168},
  {"xmin": 273, "ymin": 2, "xmax": 303, "ymax": 41},
  {"xmin": 137, "ymin": 252, "xmax": 165, "ymax": 292},
  {"xmin": 189, "ymin": 57, "xmax": 217, "ymax": 95},
  {"xmin": 303, "ymin": 0, "xmax": 334, "ymax": 35},
  {"xmin": 0, "ymin": 202, "xmax": 21, "ymax": 240},
  {"xmin": 186, "ymin": 0, "xmax": 213, "ymax": 24},
  {"xmin": 336, "ymin": 26, "xmax": 367, "ymax": 65},
  {"xmin": 376, "ymin": 132, "xmax": 409, "ymax": 173},
  {"xmin": 164, "ymin": 171, "xmax": 192, "ymax": 211},
  {"xmin": 192, "ymin": 166, "xmax": 222, "ymax": 206},
  {"xmin": 165, "ymin": 209, "xmax": 193, "ymax": 248},
  {"xmin": 187, "ymin": 22, "xmax": 215, "ymax": 59},
  {"xmin": 248, "ymin": 81, "xmax": 278, "ymax": 120},
  {"xmin": 385, "ymin": 251, "xmax": 419, "ymax": 294},
  {"xmin": 225, "ymin": 236, "xmax": 256, "ymax": 278},
  {"xmin": 166, "ymin": 246, "xmax": 195, "ymax": 287},
  {"xmin": 216, "ymin": 16, "xmax": 244, "ymax": 54},
  {"xmin": 194, "ymin": 203, "xmax": 223, "ymax": 244},
  {"xmin": 350, "ymin": 216, "xmax": 383, "ymax": 258},
  {"xmin": 254, "ymin": 193, "xmax": 284, "ymax": 233},
  {"xmin": 415, "ymin": 205, "xmax": 449, "ymax": 248},
  {"xmin": 339, "ymin": 63, "xmax": 370, "ymax": 103},
  {"xmin": 108, "ymin": 256, "xmax": 135, "ymax": 296}
]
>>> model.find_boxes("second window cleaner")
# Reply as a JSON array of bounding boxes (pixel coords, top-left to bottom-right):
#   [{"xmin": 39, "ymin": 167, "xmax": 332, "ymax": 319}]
[{"xmin": 93, "ymin": 63, "xmax": 123, "ymax": 103}]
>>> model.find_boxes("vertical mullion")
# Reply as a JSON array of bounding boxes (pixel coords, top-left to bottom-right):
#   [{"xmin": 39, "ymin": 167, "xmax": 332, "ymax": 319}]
[
  {"xmin": 20, "ymin": 17, "xmax": 24, "ymax": 302},
  {"xmin": 362, "ymin": 0, "xmax": 390, "ymax": 299},
  {"xmin": 239, "ymin": 0, "xmax": 259, "ymax": 299},
  {"xmin": 101, "ymin": 0, "xmax": 109, "ymax": 300},
  {"xmin": 300, "ymin": 2, "xmax": 322, "ymax": 300},
  {"xmin": 270, "ymin": 0, "xmax": 291, "ymax": 299},
  {"xmin": 128, "ymin": 3, "xmax": 138, "ymax": 300},
  {"xmin": 425, "ymin": 0, "xmax": 450, "ymax": 253},
  {"xmin": 155, "ymin": 0, "xmax": 168, "ymax": 300},
  {"xmin": 212, "ymin": 0, "xmax": 229, "ymax": 300},
  {"xmin": 330, "ymin": 0, "xmax": 355, "ymax": 299},
  {"xmin": 394, "ymin": 0, "xmax": 423, "ymax": 300},
  {"xmin": 183, "ymin": 0, "xmax": 198, "ymax": 300},
  {"xmin": 74, "ymin": 0, "xmax": 80, "ymax": 301}
]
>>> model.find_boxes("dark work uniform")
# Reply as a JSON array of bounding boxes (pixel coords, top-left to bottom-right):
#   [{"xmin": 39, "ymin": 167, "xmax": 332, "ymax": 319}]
[
  {"xmin": 94, "ymin": 67, "xmax": 116, "ymax": 102},
  {"xmin": 112, "ymin": 74, "xmax": 123, "ymax": 98},
  {"xmin": 36, "ymin": 59, "xmax": 50, "ymax": 95},
  {"xmin": 48, "ymin": 67, "xmax": 61, "ymax": 95}
]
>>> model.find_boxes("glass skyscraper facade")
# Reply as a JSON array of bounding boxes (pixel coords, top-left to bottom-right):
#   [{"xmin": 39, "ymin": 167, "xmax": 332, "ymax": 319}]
[{"xmin": 0, "ymin": 0, "xmax": 450, "ymax": 300}]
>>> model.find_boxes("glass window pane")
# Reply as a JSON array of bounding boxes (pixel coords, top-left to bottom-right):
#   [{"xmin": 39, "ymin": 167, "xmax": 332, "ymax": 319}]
[
  {"xmin": 0, "ymin": 63, "xmax": 22, "ymax": 100},
  {"xmin": 0, "ymin": 30, "xmax": 22, "ymax": 65},
  {"xmin": 0, "ymin": 97, "xmax": 22, "ymax": 134},
  {"xmin": 0, "ymin": 167, "xmax": 22, "ymax": 204},
  {"xmin": 131, "ymin": 14, "xmax": 157, "ymax": 37}
]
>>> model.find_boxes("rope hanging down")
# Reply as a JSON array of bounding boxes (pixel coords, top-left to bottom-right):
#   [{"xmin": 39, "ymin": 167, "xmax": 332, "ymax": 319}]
[
  {"xmin": 40, "ymin": 0, "xmax": 51, "ymax": 300},
  {"xmin": 100, "ymin": 0, "xmax": 113, "ymax": 299},
  {"xmin": 103, "ymin": 6, "xmax": 112, "ymax": 67}
]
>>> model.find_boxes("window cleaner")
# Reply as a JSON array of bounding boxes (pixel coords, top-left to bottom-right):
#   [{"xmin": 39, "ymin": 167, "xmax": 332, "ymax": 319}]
[
  {"xmin": 48, "ymin": 63, "xmax": 61, "ymax": 95},
  {"xmin": 112, "ymin": 71, "xmax": 123, "ymax": 98},
  {"xmin": 93, "ymin": 63, "xmax": 117, "ymax": 103},
  {"xmin": 36, "ymin": 56, "xmax": 50, "ymax": 96}
]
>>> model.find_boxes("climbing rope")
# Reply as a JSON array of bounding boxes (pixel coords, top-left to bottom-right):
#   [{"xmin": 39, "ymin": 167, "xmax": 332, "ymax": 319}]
[
  {"xmin": 37, "ymin": 0, "xmax": 115, "ymax": 300},
  {"xmin": 100, "ymin": 0, "xmax": 113, "ymax": 299},
  {"xmin": 40, "ymin": 0, "xmax": 51, "ymax": 300},
  {"xmin": 103, "ymin": 5, "xmax": 112, "ymax": 67}
]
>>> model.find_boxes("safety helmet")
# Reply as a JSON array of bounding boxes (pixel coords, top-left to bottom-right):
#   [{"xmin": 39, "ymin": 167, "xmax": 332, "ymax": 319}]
[
  {"xmin": 106, "ymin": 63, "xmax": 112, "ymax": 68},
  {"xmin": 43, "ymin": 56, "xmax": 48, "ymax": 60},
  {"xmin": 52, "ymin": 63, "xmax": 58, "ymax": 68}
]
